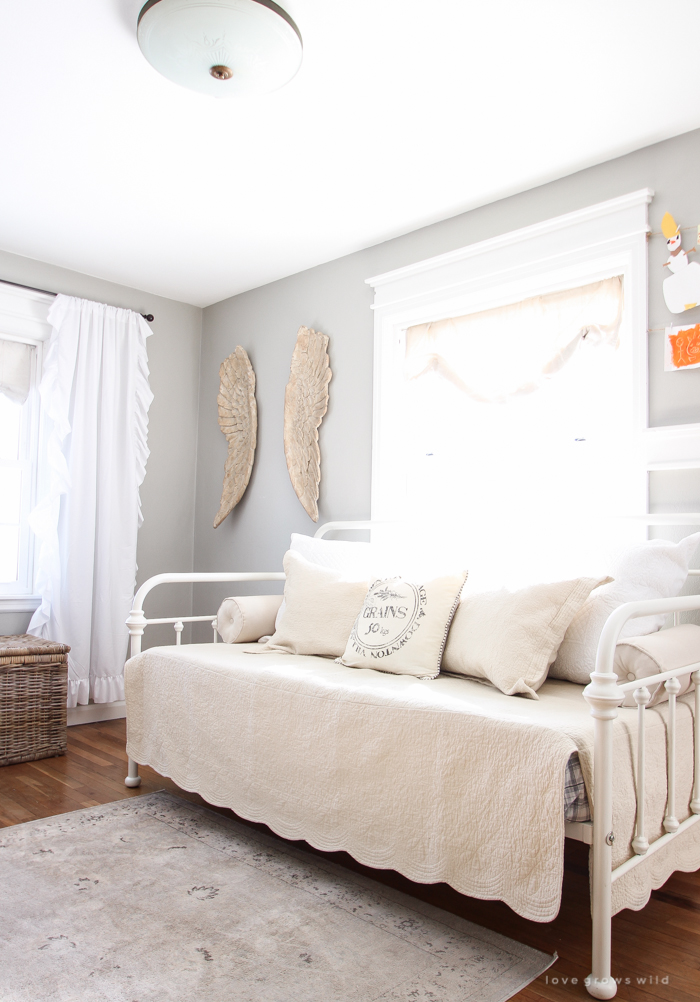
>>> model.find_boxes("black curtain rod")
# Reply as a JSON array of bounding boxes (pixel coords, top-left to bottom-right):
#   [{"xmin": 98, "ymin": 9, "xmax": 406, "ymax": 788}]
[{"xmin": 0, "ymin": 278, "xmax": 154, "ymax": 322}]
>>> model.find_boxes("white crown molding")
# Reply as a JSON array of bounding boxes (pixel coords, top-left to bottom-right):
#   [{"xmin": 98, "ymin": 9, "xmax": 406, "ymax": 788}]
[{"xmin": 366, "ymin": 188, "xmax": 654, "ymax": 292}]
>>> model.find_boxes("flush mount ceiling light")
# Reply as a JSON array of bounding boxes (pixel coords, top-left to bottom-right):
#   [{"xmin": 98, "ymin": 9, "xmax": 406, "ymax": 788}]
[{"xmin": 137, "ymin": 0, "xmax": 302, "ymax": 97}]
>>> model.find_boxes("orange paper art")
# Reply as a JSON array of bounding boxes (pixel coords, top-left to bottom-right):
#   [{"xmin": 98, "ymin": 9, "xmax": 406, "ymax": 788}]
[{"xmin": 665, "ymin": 323, "xmax": 700, "ymax": 370}]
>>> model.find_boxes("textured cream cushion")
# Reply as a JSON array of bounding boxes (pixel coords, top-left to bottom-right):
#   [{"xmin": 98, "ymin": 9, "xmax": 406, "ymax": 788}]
[
  {"xmin": 442, "ymin": 577, "xmax": 610, "ymax": 698},
  {"xmin": 261, "ymin": 551, "xmax": 368, "ymax": 658},
  {"xmin": 274, "ymin": 534, "xmax": 384, "ymax": 631},
  {"xmin": 551, "ymin": 534, "xmax": 700, "ymax": 684},
  {"xmin": 339, "ymin": 573, "xmax": 466, "ymax": 679},
  {"xmin": 216, "ymin": 594, "xmax": 283, "ymax": 644},
  {"xmin": 614, "ymin": 624, "xmax": 700, "ymax": 707}
]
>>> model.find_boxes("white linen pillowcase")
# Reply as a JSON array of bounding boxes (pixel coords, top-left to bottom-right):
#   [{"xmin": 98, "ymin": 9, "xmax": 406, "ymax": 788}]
[
  {"xmin": 260, "ymin": 551, "xmax": 369, "ymax": 658},
  {"xmin": 339, "ymin": 572, "xmax": 467, "ymax": 679},
  {"xmin": 274, "ymin": 533, "xmax": 384, "ymax": 631},
  {"xmin": 614, "ymin": 623, "xmax": 700, "ymax": 707},
  {"xmin": 442, "ymin": 576, "xmax": 610, "ymax": 698},
  {"xmin": 550, "ymin": 534, "xmax": 700, "ymax": 684},
  {"xmin": 274, "ymin": 532, "xmax": 465, "ymax": 631}
]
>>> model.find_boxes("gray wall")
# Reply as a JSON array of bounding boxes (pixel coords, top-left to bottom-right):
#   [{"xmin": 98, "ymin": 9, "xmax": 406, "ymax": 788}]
[
  {"xmin": 194, "ymin": 128, "xmax": 700, "ymax": 619},
  {"xmin": 0, "ymin": 250, "xmax": 202, "ymax": 647}
]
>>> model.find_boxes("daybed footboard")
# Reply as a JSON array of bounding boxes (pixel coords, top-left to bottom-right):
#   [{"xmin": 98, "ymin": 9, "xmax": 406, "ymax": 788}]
[
  {"xmin": 124, "ymin": 569, "xmax": 285, "ymax": 787},
  {"xmin": 123, "ymin": 573, "xmax": 700, "ymax": 1000},
  {"xmin": 583, "ymin": 595, "xmax": 700, "ymax": 998}
]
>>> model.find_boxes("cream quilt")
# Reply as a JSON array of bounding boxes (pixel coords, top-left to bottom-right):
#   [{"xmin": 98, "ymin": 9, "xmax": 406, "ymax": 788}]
[{"xmin": 125, "ymin": 644, "xmax": 699, "ymax": 923}]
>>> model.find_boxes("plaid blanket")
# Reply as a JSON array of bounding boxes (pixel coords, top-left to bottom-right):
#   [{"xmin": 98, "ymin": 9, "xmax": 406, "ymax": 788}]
[{"xmin": 564, "ymin": 752, "xmax": 590, "ymax": 822}]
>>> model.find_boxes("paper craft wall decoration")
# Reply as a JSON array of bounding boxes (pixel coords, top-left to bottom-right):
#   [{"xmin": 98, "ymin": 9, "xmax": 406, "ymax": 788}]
[
  {"xmin": 665, "ymin": 323, "xmax": 700, "ymax": 371},
  {"xmin": 213, "ymin": 346, "xmax": 257, "ymax": 528},
  {"xmin": 661, "ymin": 212, "xmax": 700, "ymax": 314},
  {"xmin": 284, "ymin": 326, "xmax": 332, "ymax": 522}
]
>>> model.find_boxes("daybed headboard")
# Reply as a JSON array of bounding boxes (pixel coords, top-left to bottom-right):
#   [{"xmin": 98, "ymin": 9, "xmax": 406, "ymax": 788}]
[{"xmin": 127, "ymin": 515, "xmax": 700, "ymax": 651}]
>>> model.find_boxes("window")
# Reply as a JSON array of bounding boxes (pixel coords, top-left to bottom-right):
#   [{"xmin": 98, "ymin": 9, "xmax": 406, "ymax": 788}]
[
  {"xmin": 0, "ymin": 283, "xmax": 52, "ymax": 608},
  {"xmin": 0, "ymin": 381, "xmax": 35, "ymax": 592},
  {"xmin": 367, "ymin": 190, "xmax": 654, "ymax": 581},
  {"xmin": 400, "ymin": 277, "xmax": 643, "ymax": 582}
]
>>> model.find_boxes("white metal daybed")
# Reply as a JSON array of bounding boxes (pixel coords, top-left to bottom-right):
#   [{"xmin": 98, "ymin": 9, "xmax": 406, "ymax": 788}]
[{"xmin": 123, "ymin": 520, "xmax": 700, "ymax": 1001}]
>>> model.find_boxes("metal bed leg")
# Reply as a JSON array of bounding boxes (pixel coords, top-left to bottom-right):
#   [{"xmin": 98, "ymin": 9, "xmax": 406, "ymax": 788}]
[
  {"xmin": 584, "ymin": 665, "xmax": 623, "ymax": 999},
  {"xmin": 125, "ymin": 757, "xmax": 141, "ymax": 788}
]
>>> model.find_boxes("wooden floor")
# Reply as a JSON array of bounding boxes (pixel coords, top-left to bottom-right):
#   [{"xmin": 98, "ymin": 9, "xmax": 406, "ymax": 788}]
[{"xmin": 1, "ymin": 720, "xmax": 698, "ymax": 1001}]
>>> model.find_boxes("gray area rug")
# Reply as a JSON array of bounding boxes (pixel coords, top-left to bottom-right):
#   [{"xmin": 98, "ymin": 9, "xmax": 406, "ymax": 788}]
[{"xmin": 0, "ymin": 791, "xmax": 554, "ymax": 1001}]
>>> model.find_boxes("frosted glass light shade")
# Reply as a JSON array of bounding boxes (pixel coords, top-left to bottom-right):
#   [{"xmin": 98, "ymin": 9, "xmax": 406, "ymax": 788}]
[{"xmin": 137, "ymin": 0, "xmax": 303, "ymax": 97}]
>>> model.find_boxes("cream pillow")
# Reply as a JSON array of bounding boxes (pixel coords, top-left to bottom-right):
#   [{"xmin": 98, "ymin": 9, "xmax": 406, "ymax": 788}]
[
  {"xmin": 442, "ymin": 576, "xmax": 610, "ymax": 698},
  {"xmin": 339, "ymin": 573, "xmax": 466, "ymax": 679},
  {"xmin": 551, "ymin": 534, "xmax": 700, "ymax": 684},
  {"xmin": 614, "ymin": 624, "xmax": 700, "ymax": 707},
  {"xmin": 260, "ymin": 551, "xmax": 368, "ymax": 658},
  {"xmin": 216, "ymin": 594, "xmax": 283, "ymax": 643},
  {"xmin": 274, "ymin": 534, "xmax": 387, "ymax": 631}
]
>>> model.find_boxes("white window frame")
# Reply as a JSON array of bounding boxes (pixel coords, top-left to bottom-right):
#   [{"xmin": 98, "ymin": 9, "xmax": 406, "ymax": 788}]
[
  {"xmin": 366, "ymin": 188, "xmax": 671, "ymax": 523},
  {"xmin": 0, "ymin": 282, "xmax": 53, "ymax": 612}
]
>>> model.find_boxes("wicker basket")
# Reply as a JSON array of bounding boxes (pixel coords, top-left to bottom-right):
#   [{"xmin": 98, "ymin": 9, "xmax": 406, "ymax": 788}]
[{"xmin": 0, "ymin": 635, "xmax": 70, "ymax": 767}]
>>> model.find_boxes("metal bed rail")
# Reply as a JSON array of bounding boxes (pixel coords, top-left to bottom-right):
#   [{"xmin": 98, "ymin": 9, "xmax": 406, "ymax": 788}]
[{"xmin": 125, "ymin": 571, "xmax": 286, "ymax": 657}]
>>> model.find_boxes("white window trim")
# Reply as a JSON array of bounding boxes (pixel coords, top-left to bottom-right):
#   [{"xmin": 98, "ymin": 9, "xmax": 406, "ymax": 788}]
[
  {"xmin": 365, "ymin": 188, "xmax": 664, "ymax": 523},
  {"xmin": 0, "ymin": 281, "xmax": 53, "ymax": 609}
]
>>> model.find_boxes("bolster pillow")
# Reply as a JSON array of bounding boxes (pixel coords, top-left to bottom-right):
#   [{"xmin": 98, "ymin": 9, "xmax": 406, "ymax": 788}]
[
  {"xmin": 216, "ymin": 594, "xmax": 284, "ymax": 644},
  {"xmin": 614, "ymin": 623, "xmax": 700, "ymax": 707}
]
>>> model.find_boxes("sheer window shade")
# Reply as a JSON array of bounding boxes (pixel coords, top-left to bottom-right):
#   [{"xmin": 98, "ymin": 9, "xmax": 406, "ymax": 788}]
[
  {"xmin": 0, "ymin": 338, "xmax": 33, "ymax": 404},
  {"xmin": 405, "ymin": 276, "xmax": 624, "ymax": 403}
]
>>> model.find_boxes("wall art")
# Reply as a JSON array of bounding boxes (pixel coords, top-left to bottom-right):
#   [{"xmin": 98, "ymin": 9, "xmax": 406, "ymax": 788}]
[
  {"xmin": 661, "ymin": 211, "xmax": 700, "ymax": 313},
  {"xmin": 664, "ymin": 323, "xmax": 700, "ymax": 370},
  {"xmin": 284, "ymin": 325, "xmax": 331, "ymax": 522},
  {"xmin": 213, "ymin": 346, "xmax": 257, "ymax": 528}
]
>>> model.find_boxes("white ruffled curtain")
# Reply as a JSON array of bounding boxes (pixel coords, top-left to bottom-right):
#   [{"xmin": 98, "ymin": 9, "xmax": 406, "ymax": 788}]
[
  {"xmin": 405, "ymin": 276, "xmax": 624, "ymax": 401},
  {"xmin": 28, "ymin": 295, "xmax": 153, "ymax": 707}
]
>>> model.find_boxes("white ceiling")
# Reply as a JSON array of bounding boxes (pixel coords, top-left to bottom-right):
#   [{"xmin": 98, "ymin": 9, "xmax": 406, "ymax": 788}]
[{"xmin": 1, "ymin": 1, "xmax": 699, "ymax": 307}]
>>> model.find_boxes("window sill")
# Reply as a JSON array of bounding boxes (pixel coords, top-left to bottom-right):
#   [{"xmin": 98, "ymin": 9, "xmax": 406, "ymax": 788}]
[{"xmin": 0, "ymin": 596, "xmax": 40, "ymax": 613}]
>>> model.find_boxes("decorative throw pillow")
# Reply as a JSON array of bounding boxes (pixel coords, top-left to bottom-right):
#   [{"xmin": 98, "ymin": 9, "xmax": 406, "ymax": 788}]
[
  {"xmin": 550, "ymin": 534, "xmax": 700, "ymax": 684},
  {"xmin": 259, "ymin": 551, "xmax": 369, "ymax": 658},
  {"xmin": 338, "ymin": 573, "xmax": 466, "ymax": 679},
  {"xmin": 216, "ymin": 594, "xmax": 283, "ymax": 644},
  {"xmin": 274, "ymin": 534, "xmax": 387, "ymax": 631},
  {"xmin": 442, "ymin": 576, "xmax": 610, "ymax": 698},
  {"xmin": 614, "ymin": 624, "xmax": 700, "ymax": 707}
]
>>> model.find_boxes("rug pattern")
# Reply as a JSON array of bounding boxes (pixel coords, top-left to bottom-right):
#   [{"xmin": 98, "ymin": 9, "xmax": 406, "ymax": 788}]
[{"xmin": 0, "ymin": 792, "xmax": 554, "ymax": 1001}]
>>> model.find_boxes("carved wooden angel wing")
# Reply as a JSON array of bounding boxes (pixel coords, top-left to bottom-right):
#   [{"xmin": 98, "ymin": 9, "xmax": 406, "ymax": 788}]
[
  {"xmin": 214, "ymin": 346, "xmax": 257, "ymax": 528},
  {"xmin": 284, "ymin": 326, "xmax": 332, "ymax": 522}
]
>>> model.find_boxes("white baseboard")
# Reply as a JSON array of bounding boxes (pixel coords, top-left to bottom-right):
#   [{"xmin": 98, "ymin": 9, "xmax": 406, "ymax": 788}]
[{"xmin": 67, "ymin": 700, "xmax": 126, "ymax": 726}]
